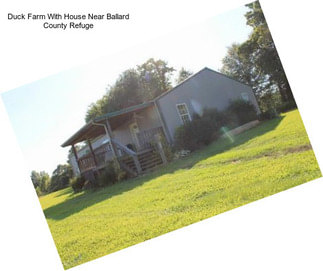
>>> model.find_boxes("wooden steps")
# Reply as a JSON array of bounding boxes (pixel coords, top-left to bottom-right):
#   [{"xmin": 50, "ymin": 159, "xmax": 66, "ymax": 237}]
[{"xmin": 120, "ymin": 149, "xmax": 163, "ymax": 174}]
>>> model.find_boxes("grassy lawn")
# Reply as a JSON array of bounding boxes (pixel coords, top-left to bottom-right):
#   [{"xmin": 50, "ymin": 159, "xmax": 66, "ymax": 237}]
[{"xmin": 40, "ymin": 109, "xmax": 321, "ymax": 269}]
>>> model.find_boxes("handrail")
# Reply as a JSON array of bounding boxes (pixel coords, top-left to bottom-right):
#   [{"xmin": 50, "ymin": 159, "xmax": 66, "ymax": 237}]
[
  {"xmin": 111, "ymin": 138, "xmax": 137, "ymax": 156},
  {"xmin": 111, "ymin": 138, "xmax": 142, "ymax": 174}
]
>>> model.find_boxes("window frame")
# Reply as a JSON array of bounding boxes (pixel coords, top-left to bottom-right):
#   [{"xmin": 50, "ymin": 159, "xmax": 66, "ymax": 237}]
[{"xmin": 176, "ymin": 103, "xmax": 192, "ymax": 124}]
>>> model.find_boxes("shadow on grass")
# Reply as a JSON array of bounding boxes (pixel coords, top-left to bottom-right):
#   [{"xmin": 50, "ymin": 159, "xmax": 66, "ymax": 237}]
[
  {"xmin": 53, "ymin": 187, "xmax": 73, "ymax": 198},
  {"xmin": 44, "ymin": 116, "xmax": 284, "ymax": 220}
]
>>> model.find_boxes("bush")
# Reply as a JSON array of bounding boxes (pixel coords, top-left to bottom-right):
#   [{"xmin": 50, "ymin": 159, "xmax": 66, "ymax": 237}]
[
  {"xmin": 174, "ymin": 115, "xmax": 219, "ymax": 151},
  {"xmin": 97, "ymin": 160, "xmax": 126, "ymax": 187},
  {"xmin": 151, "ymin": 133, "xmax": 174, "ymax": 162},
  {"xmin": 83, "ymin": 180, "xmax": 94, "ymax": 190},
  {"xmin": 258, "ymin": 92, "xmax": 283, "ymax": 113},
  {"xmin": 174, "ymin": 99, "xmax": 257, "ymax": 152},
  {"xmin": 258, "ymin": 108, "xmax": 279, "ymax": 120},
  {"xmin": 225, "ymin": 100, "xmax": 257, "ymax": 126},
  {"xmin": 70, "ymin": 176, "xmax": 85, "ymax": 193},
  {"xmin": 202, "ymin": 108, "xmax": 229, "ymax": 131},
  {"xmin": 278, "ymin": 100, "xmax": 297, "ymax": 113}
]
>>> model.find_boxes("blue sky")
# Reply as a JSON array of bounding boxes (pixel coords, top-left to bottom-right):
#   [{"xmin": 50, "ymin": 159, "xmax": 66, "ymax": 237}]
[{"xmin": 1, "ymin": 5, "xmax": 252, "ymax": 175}]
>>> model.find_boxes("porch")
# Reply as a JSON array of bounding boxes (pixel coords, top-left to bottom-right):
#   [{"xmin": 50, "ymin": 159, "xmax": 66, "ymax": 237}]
[
  {"xmin": 62, "ymin": 102, "xmax": 169, "ymax": 178},
  {"xmin": 77, "ymin": 126, "xmax": 165, "ymax": 174}
]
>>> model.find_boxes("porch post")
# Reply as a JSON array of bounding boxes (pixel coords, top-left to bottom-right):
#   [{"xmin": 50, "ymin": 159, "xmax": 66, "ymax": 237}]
[
  {"xmin": 154, "ymin": 134, "xmax": 168, "ymax": 165},
  {"xmin": 153, "ymin": 101, "xmax": 172, "ymax": 143},
  {"xmin": 87, "ymin": 139, "xmax": 98, "ymax": 167},
  {"xmin": 105, "ymin": 120, "xmax": 119, "ymax": 158},
  {"xmin": 72, "ymin": 144, "xmax": 81, "ymax": 173}
]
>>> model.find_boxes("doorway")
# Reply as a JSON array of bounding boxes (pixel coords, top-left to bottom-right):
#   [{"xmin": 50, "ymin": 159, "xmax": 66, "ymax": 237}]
[{"xmin": 129, "ymin": 122, "xmax": 140, "ymax": 150}]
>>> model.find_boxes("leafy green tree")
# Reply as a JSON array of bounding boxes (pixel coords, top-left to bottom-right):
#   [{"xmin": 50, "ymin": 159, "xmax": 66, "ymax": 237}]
[
  {"xmin": 85, "ymin": 95, "xmax": 107, "ymax": 123},
  {"xmin": 221, "ymin": 1, "xmax": 295, "ymax": 111},
  {"xmin": 30, "ymin": 170, "xmax": 50, "ymax": 194},
  {"xmin": 85, "ymin": 69, "xmax": 143, "ymax": 122},
  {"xmin": 137, "ymin": 58, "xmax": 175, "ymax": 99},
  {"xmin": 85, "ymin": 59, "xmax": 175, "ymax": 122},
  {"xmin": 31, "ymin": 170, "xmax": 40, "ymax": 188},
  {"xmin": 105, "ymin": 69, "xmax": 146, "ymax": 112},
  {"xmin": 176, "ymin": 67, "xmax": 193, "ymax": 84},
  {"xmin": 221, "ymin": 43, "xmax": 269, "ymax": 93},
  {"xmin": 241, "ymin": 1, "xmax": 295, "ymax": 103},
  {"xmin": 49, "ymin": 164, "xmax": 73, "ymax": 192},
  {"xmin": 221, "ymin": 43, "xmax": 271, "ymax": 111}
]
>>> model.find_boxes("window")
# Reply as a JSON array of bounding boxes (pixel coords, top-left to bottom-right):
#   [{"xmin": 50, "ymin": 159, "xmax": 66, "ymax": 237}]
[
  {"xmin": 176, "ymin": 103, "xmax": 191, "ymax": 124},
  {"xmin": 241, "ymin": 92, "xmax": 250, "ymax": 102}
]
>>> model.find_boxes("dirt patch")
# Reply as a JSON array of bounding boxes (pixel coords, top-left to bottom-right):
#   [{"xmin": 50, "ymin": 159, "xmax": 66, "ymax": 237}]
[
  {"xmin": 222, "ymin": 144, "xmax": 313, "ymax": 165},
  {"xmin": 284, "ymin": 144, "xmax": 312, "ymax": 154}
]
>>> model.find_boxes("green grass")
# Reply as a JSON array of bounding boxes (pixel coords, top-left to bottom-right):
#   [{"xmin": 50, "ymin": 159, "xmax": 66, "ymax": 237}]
[{"xmin": 40, "ymin": 110, "xmax": 321, "ymax": 269}]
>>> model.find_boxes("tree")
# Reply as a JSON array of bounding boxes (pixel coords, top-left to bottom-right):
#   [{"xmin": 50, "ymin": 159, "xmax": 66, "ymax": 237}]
[
  {"xmin": 221, "ymin": 1, "xmax": 296, "ymax": 111},
  {"xmin": 137, "ymin": 58, "xmax": 175, "ymax": 99},
  {"xmin": 221, "ymin": 43, "xmax": 271, "ymax": 111},
  {"xmin": 30, "ymin": 170, "xmax": 50, "ymax": 194},
  {"xmin": 105, "ymin": 69, "xmax": 146, "ymax": 112},
  {"xmin": 85, "ymin": 69, "xmax": 143, "ymax": 122},
  {"xmin": 176, "ymin": 67, "xmax": 193, "ymax": 84},
  {"xmin": 49, "ymin": 164, "xmax": 73, "ymax": 192},
  {"xmin": 85, "ymin": 58, "xmax": 175, "ymax": 122},
  {"xmin": 31, "ymin": 170, "xmax": 40, "ymax": 188},
  {"xmin": 85, "ymin": 95, "xmax": 107, "ymax": 123},
  {"xmin": 241, "ymin": 1, "xmax": 295, "ymax": 103},
  {"xmin": 221, "ymin": 43, "xmax": 268, "ymax": 91}
]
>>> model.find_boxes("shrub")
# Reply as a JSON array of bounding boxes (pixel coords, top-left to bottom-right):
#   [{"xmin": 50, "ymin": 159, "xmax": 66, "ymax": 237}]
[
  {"xmin": 202, "ymin": 108, "xmax": 225, "ymax": 130},
  {"xmin": 97, "ymin": 160, "xmax": 126, "ymax": 187},
  {"xmin": 159, "ymin": 134, "xmax": 174, "ymax": 161},
  {"xmin": 117, "ymin": 170, "xmax": 128, "ymax": 182},
  {"xmin": 151, "ymin": 133, "xmax": 174, "ymax": 162},
  {"xmin": 258, "ymin": 108, "xmax": 279, "ymax": 120},
  {"xmin": 70, "ymin": 176, "xmax": 85, "ymax": 193},
  {"xmin": 278, "ymin": 100, "xmax": 297, "ymax": 113},
  {"xmin": 174, "ymin": 99, "xmax": 257, "ymax": 152},
  {"xmin": 83, "ymin": 180, "xmax": 94, "ymax": 190},
  {"xmin": 225, "ymin": 100, "xmax": 257, "ymax": 126},
  {"xmin": 48, "ymin": 164, "xmax": 73, "ymax": 193},
  {"xmin": 258, "ymin": 92, "xmax": 283, "ymax": 113},
  {"xmin": 174, "ymin": 115, "xmax": 218, "ymax": 151}
]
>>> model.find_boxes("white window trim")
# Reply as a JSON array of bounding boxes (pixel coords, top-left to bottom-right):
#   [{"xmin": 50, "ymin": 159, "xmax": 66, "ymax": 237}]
[{"xmin": 176, "ymin": 103, "xmax": 192, "ymax": 124}]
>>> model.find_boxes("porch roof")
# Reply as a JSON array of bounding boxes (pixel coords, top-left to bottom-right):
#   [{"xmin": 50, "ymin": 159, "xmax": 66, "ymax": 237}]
[
  {"xmin": 61, "ymin": 101, "xmax": 154, "ymax": 147},
  {"xmin": 94, "ymin": 101, "xmax": 154, "ymax": 121}
]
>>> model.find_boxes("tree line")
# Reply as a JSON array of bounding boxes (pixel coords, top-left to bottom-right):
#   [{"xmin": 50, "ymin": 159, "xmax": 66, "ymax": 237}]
[{"xmin": 31, "ymin": 164, "xmax": 73, "ymax": 196}]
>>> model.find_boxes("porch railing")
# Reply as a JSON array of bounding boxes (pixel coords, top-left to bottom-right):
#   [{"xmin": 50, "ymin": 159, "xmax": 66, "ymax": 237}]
[
  {"xmin": 137, "ymin": 126, "xmax": 164, "ymax": 150},
  {"xmin": 111, "ymin": 138, "xmax": 142, "ymax": 175},
  {"xmin": 78, "ymin": 155, "xmax": 96, "ymax": 173},
  {"xmin": 78, "ymin": 142, "xmax": 113, "ymax": 173},
  {"xmin": 77, "ymin": 126, "xmax": 165, "ymax": 174}
]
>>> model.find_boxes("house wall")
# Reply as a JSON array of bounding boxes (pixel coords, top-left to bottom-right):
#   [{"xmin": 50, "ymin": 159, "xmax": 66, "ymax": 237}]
[
  {"xmin": 136, "ymin": 106, "xmax": 161, "ymax": 131},
  {"xmin": 112, "ymin": 122, "xmax": 133, "ymax": 146},
  {"xmin": 112, "ymin": 106, "xmax": 162, "ymax": 147},
  {"xmin": 156, "ymin": 68, "xmax": 260, "ymax": 142}
]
